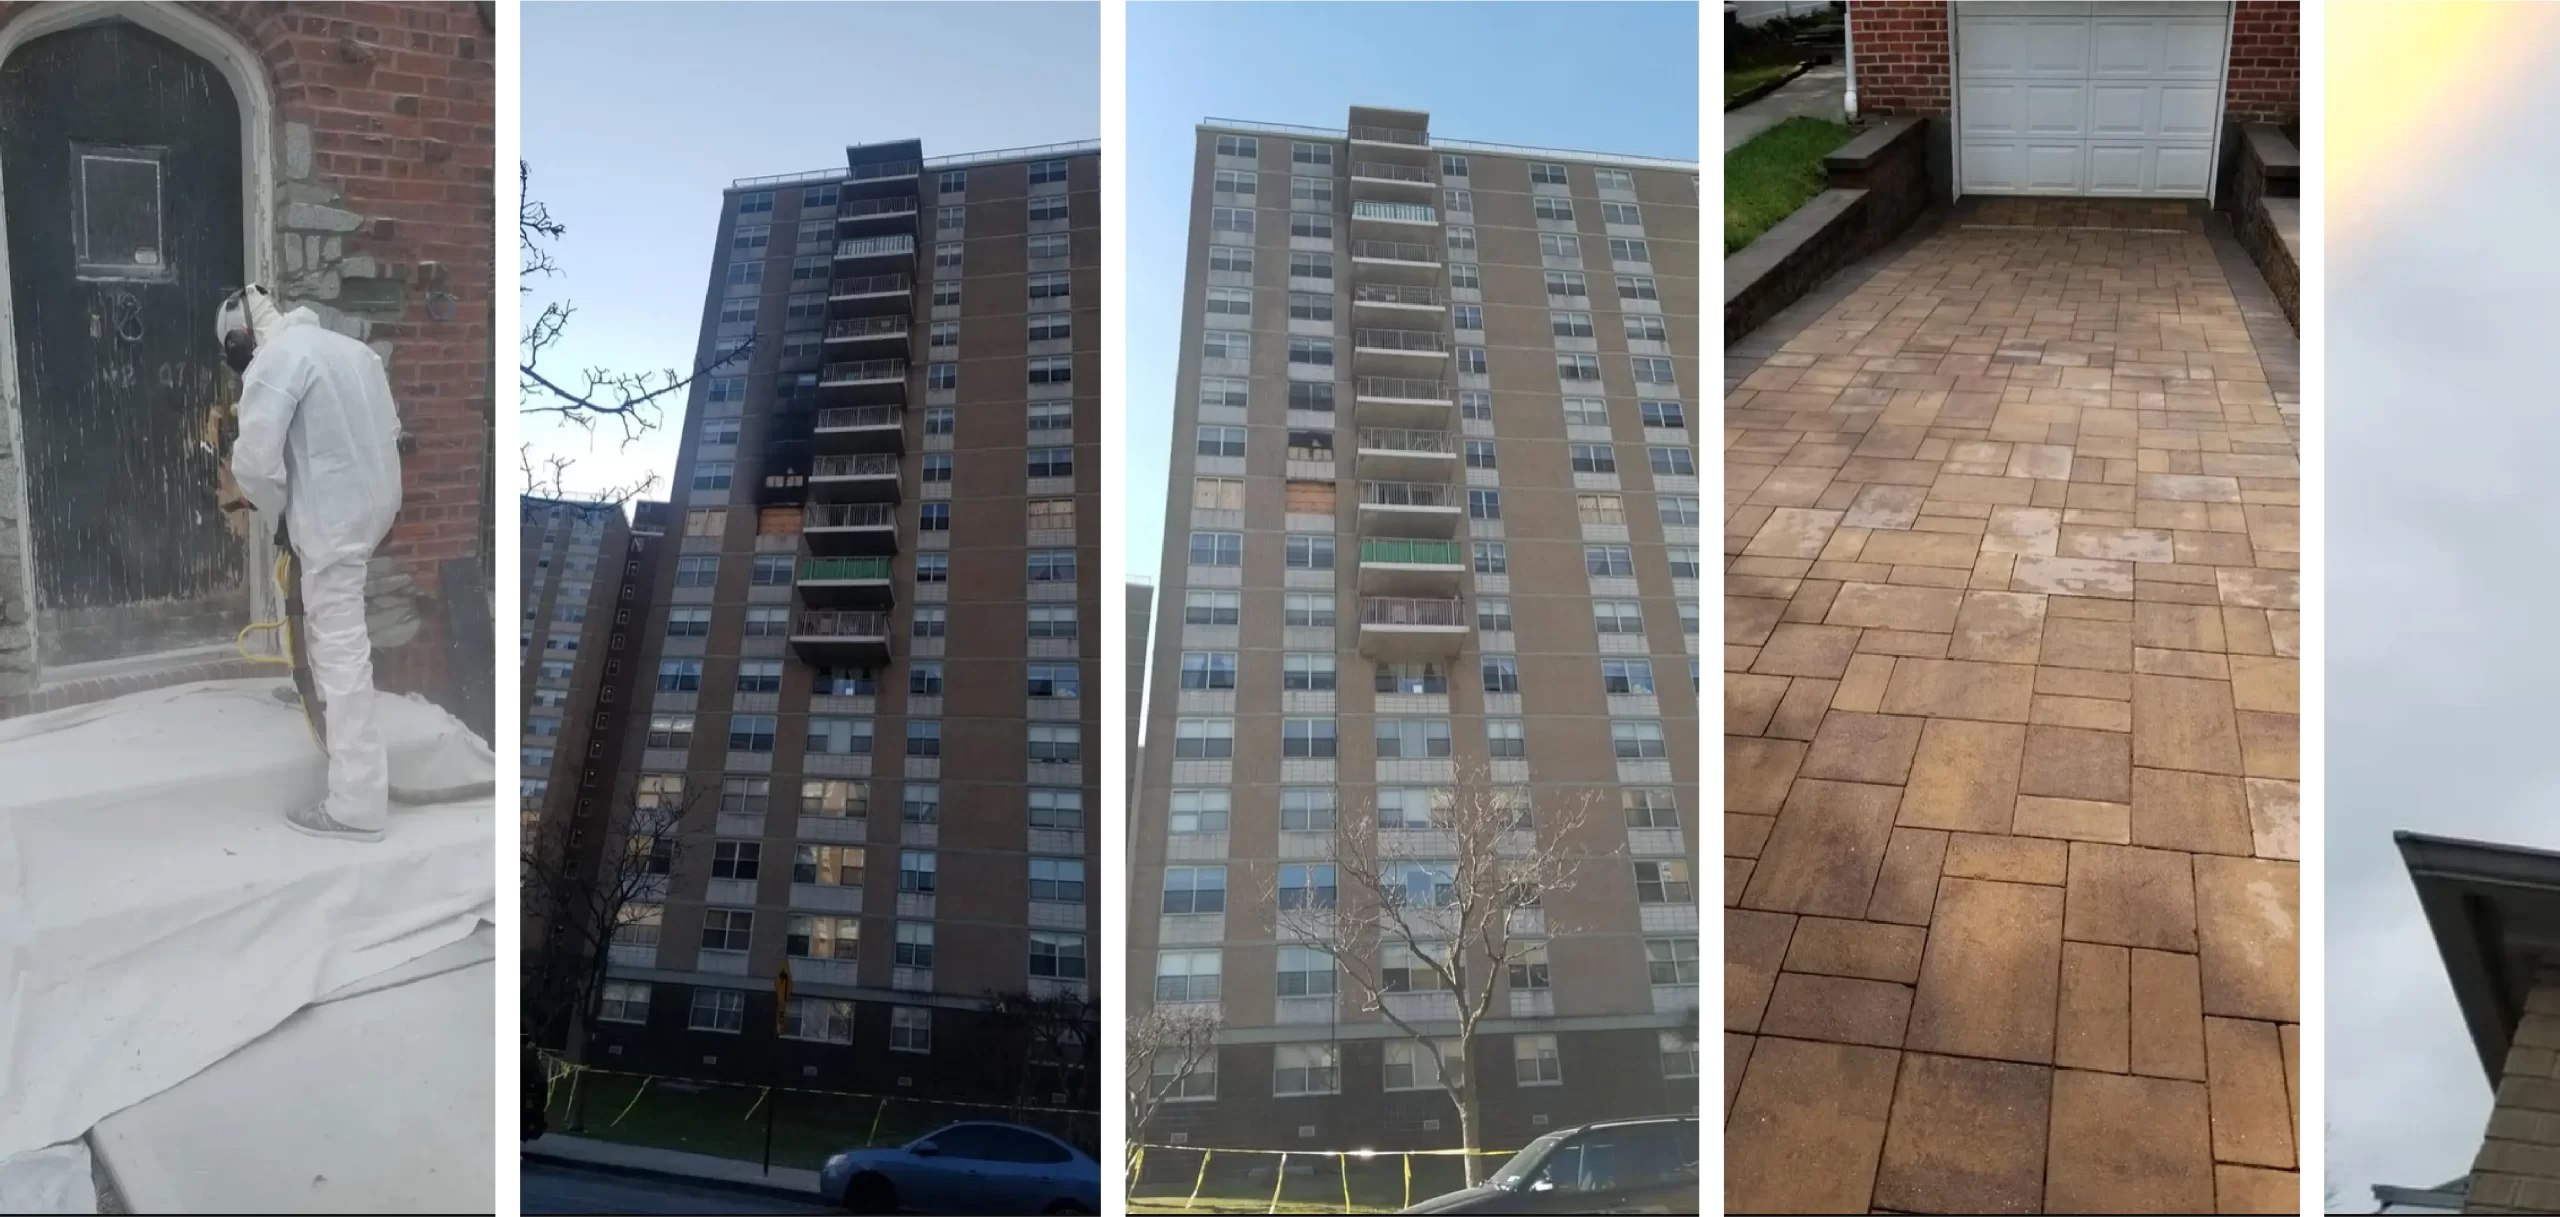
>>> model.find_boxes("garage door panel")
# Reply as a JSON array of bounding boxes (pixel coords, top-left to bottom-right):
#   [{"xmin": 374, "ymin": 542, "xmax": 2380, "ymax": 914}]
[
  {"xmin": 2089, "ymin": 84, "xmax": 2151, "ymax": 138},
  {"xmin": 1956, "ymin": 3, "xmax": 2229, "ymax": 199},
  {"xmin": 2025, "ymin": 20, "xmax": 2093, "ymax": 76},
  {"xmin": 2154, "ymin": 145, "xmax": 2215, "ymax": 194},
  {"xmin": 2026, "ymin": 84, "xmax": 2091, "ymax": 137},
  {"xmin": 2091, "ymin": 20, "xmax": 2159, "ymax": 75},
  {"xmin": 1960, "ymin": 82, "xmax": 2030, "ymax": 136},
  {"xmin": 1963, "ymin": 140, "xmax": 2027, "ymax": 194},
  {"xmin": 2025, "ymin": 144, "xmax": 2086, "ymax": 193},
  {"xmin": 2087, "ymin": 144, "xmax": 2151, "ymax": 194},
  {"xmin": 2162, "ymin": 20, "xmax": 2228, "ymax": 77},
  {"xmin": 2159, "ymin": 84, "xmax": 2221, "ymax": 139}
]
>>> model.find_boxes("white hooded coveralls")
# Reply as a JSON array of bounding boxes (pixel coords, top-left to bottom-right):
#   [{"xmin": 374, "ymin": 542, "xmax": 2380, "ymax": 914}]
[{"xmin": 227, "ymin": 295, "xmax": 404, "ymax": 831}]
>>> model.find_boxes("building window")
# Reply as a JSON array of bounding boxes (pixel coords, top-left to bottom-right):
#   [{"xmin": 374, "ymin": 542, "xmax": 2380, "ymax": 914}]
[
  {"xmin": 1029, "ymin": 548, "xmax": 1077, "ymax": 582},
  {"xmin": 1641, "ymin": 399, "xmax": 1688, "ymax": 429},
  {"xmin": 1375, "ymin": 718, "xmax": 1453, "ymax": 759},
  {"xmin": 1447, "ymin": 261, "xmax": 1479, "ymax": 290},
  {"xmin": 1514, "ymin": 1034, "xmax": 1562, "ymax": 1086},
  {"xmin": 1027, "ymin": 604, "xmax": 1077, "ymax": 638},
  {"xmin": 1545, "ymin": 270, "xmax": 1587, "ymax": 298},
  {"xmin": 1030, "ymin": 787, "xmax": 1084, "ymax": 830},
  {"xmin": 711, "ymin": 840, "xmax": 761, "ymax": 881},
  {"xmin": 719, "ymin": 776, "xmax": 769, "ymax": 815},
  {"xmin": 1383, "ymin": 941, "xmax": 1450, "ymax": 988},
  {"xmin": 1278, "ymin": 946, "xmax": 1335, "ymax": 996},
  {"xmin": 1487, "ymin": 719, "xmax": 1527, "ymax": 759},
  {"xmin": 1282, "ymin": 592, "xmax": 1335, "ymax": 627},
  {"xmin": 1028, "ymin": 356, "xmax": 1073, "ymax": 385},
  {"xmin": 598, "ymin": 981, "xmax": 650, "ymax": 1025},
  {"xmin": 1173, "ymin": 718, "xmax": 1233, "ymax": 760},
  {"xmin": 919, "ymin": 502, "xmax": 951, "ymax": 532},
  {"xmin": 734, "ymin": 659, "xmax": 780, "ymax": 693},
  {"xmin": 1538, "ymin": 233, "xmax": 1579, "ymax": 260},
  {"xmin": 1441, "ymin": 154, "xmax": 1469, "ymax": 177},
  {"xmin": 1028, "ymin": 447, "xmax": 1075, "ymax": 479},
  {"xmin": 656, "ymin": 658, "xmax": 701, "ymax": 692},
  {"xmin": 1291, "ymin": 174, "xmax": 1333, "ymax": 205},
  {"xmin": 938, "ymin": 169, "xmax": 966, "ymax": 193},
  {"xmin": 1613, "ymin": 720, "xmax": 1670, "ymax": 759},
  {"xmin": 1618, "ymin": 275, "xmax": 1658, "ymax": 301},
  {"xmin": 904, "ymin": 721, "xmax": 941, "ymax": 757},
  {"xmin": 891, "ymin": 1007, "xmax": 933, "ymax": 1053},
  {"xmin": 750, "ymin": 554, "xmax": 792, "ymax": 585},
  {"xmin": 916, "ymin": 553, "xmax": 949, "ymax": 584},
  {"xmin": 1609, "ymin": 237, "xmax": 1651, "ymax": 263},
  {"xmin": 1482, "ymin": 656, "xmax": 1520, "ymax": 694},
  {"xmin": 1172, "ymin": 865, "xmax": 1228, "ymax": 912},
  {"xmin": 1603, "ymin": 658, "xmax": 1656, "ymax": 695},
  {"xmin": 909, "ymin": 662, "xmax": 945, "ymax": 697},
  {"xmin": 1283, "ymin": 534, "xmax": 1335, "ymax": 569},
  {"xmin": 1029, "ymin": 270, "xmax": 1071, "ymax": 301},
  {"xmin": 1624, "ymin": 788, "xmax": 1680, "ymax": 829},
  {"xmin": 1029, "ymin": 724, "xmax": 1081, "ymax": 763},
  {"xmin": 1188, "ymin": 531, "xmax": 1243, "ymax": 567},
  {"xmin": 645, "ymin": 715, "xmax": 692, "ymax": 750},
  {"xmin": 1210, "ymin": 206, "xmax": 1253, "ymax": 234},
  {"xmin": 1647, "ymin": 937, "xmax": 1701, "ymax": 986},
  {"xmin": 1467, "ymin": 489, "xmax": 1501, "ymax": 519},
  {"xmin": 902, "ymin": 783, "xmax": 941, "ymax": 822},
  {"xmin": 1586, "ymin": 545, "xmax": 1636, "ymax": 577},
  {"xmin": 1289, "ymin": 211, "xmax": 1333, "ymax": 239},
  {"xmin": 1509, "ymin": 943, "xmax": 1552, "ymax": 991},
  {"xmin": 898, "ymin": 850, "xmax": 937, "ymax": 893},
  {"xmin": 1533, "ymin": 195, "xmax": 1574, "ymax": 222},
  {"xmin": 1594, "ymin": 599, "xmax": 1647, "ymax": 634},
  {"xmin": 896, "ymin": 921, "xmax": 935, "ymax": 968},
  {"xmin": 1282, "ymin": 718, "xmax": 1337, "ymax": 758},
  {"xmin": 781, "ymin": 995, "xmax": 856, "ymax": 1044},
  {"xmin": 1288, "ymin": 251, "xmax": 1332, "ymax": 280},
  {"xmin": 737, "ymin": 191, "xmax": 773, "ymax": 215},
  {"xmin": 1291, "ymin": 140, "xmax": 1333, "ymax": 166},
  {"xmin": 1282, "ymin": 652, "xmax": 1336, "ymax": 691},
  {"xmin": 1029, "ymin": 931, "xmax": 1086, "ymax": 980},
  {"xmin": 1184, "ymin": 590, "xmax": 1240, "ymax": 626},
  {"xmin": 1634, "ymin": 859, "xmax": 1693, "ymax": 903},
  {"xmin": 1278, "ymin": 864, "xmax": 1336, "ymax": 910},
  {"xmin": 1156, "ymin": 949, "xmax": 1222, "ymax": 1003},
  {"xmin": 1028, "ymin": 158, "xmax": 1070, "ymax": 185},
  {"xmin": 700, "ymin": 908, "xmax": 752, "ymax": 953},
  {"xmin": 804, "ymin": 716, "xmax": 871, "ymax": 755},
  {"xmin": 1180, "ymin": 651, "xmax": 1237, "ymax": 690},
  {"xmin": 1206, "ymin": 286, "xmax": 1251, "ymax": 317},
  {"xmin": 1471, "ymin": 541, "xmax": 1507, "ymax": 574},
  {"xmin": 794, "ymin": 843, "xmax": 864, "ymax": 886},
  {"xmin": 1028, "ymin": 663, "xmax": 1080, "ymax": 698},
  {"xmin": 1030, "ymin": 857, "xmax": 1087, "ymax": 903},
  {"xmin": 1208, "ymin": 244, "xmax": 1253, "ymax": 274},
  {"xmin": 1384, "ymin": 1039, "xmax": 1464, "ymax": 1091},
  {"xmin": 1169, "ymin": 789, "xmax": 1229, "ymax": 834},
  {"xmin": 1027, "ymin": 232, "xmax": 1070, "ymax": 259},
  {"xmin": 687, "ymin": 989, "xmax": 744, "ymax": 1033},
  {"xmin": 1272, "ymin": 1044, "xmax": 1340, "ymax": 1096},
  {"xmin": 1650, "ymin": 446, "xmax": 1698, "ymax": 476}
]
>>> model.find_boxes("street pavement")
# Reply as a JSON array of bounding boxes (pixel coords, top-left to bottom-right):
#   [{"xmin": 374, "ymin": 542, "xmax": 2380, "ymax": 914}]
[{"xmin": 522, "ymin": 1159, "xmax": 838, "ymax": 1215}]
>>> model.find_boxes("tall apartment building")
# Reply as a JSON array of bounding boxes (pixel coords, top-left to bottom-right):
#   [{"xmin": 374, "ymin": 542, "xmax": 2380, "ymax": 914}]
[
  {"xmin": 585, "ymin": 139, "xmax": 1102, "ymax": 1113},
  {"xmin": 521, "ymin": 497, "xmax": 629, "ymax": 858},
  {"xmin": 522, "ymin": 498, "xmax": 666, "ymax": 957},
  {"xmin": 1131, "ymin": 109, "xmax": 1703, "ymax": 1149}
]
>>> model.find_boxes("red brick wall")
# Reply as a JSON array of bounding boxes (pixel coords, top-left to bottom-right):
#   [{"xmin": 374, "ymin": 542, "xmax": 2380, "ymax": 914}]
[
  {"xmin": 2225, "ymin": 0, "xmax": 2300, "ymax": 125},
  {"xmin": 1850, "ymin": 1, "xmax": 1951, "ymax": 117},
  {"xmin": 1851, "ymin": 1, "xmax": 2300, "ymax": 126}
]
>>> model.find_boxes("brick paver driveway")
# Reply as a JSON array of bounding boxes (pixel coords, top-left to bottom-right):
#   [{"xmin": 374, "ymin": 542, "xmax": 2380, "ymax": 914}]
[{"xmin": 1723, "ymin": 201, "xmax": 2301, "ymax": 1215}]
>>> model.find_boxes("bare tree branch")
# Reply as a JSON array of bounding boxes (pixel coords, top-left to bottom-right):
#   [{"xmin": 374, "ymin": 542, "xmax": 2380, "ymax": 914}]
[
  {"xmin": 519, "ymin": 161, "xmax": 759, "ymax": 447},
  {"xmin": 518, "ymin": 443, "xmax": 661, "ymax": 507},
  {"xmin": 1124, "ymin": 1003, "xmax": 1222, "ymax": 1142},
  {"xmin": 1270, "ymin": 762, "xmax": 1613, "ymax": 1184}
]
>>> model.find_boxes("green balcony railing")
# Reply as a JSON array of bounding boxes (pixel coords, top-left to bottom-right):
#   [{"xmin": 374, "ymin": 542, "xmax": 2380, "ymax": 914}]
[
  {"xmin": 1361, "ymin": 539, "xmax": 1463, "ymax": 566},
  {"xmin": 800, "ymin": 558, "xmax": 893, "ymax": 582}
]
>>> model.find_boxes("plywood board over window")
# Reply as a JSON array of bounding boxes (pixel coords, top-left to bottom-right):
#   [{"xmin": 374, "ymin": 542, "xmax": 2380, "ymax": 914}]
[
  {"xmin": 1285, "ymin": 480, "xmax": 1335, "ymax": 514},
  {"xmin": 759, "ymin": 506, "xmax": 802, "ymax": 535}
]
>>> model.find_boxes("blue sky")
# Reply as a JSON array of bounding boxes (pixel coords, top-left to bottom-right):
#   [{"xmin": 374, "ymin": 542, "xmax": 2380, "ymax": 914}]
[
  {"xmin": 1122, "ymin": 1, "xmax": 1701, "ymax": 577},
  {"xmin": 521, "ymin": 1, "xmax": 1100, "ymax": 498}
]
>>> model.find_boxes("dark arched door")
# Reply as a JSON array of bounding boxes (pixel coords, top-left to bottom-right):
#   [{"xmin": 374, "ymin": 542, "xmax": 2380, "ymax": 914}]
[{"xmin": 1, "ymin": 18, "xmax": 247, "ymax": 667}]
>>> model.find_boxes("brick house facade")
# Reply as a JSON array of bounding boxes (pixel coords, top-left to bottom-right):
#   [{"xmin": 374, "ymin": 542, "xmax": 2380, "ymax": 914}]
[
  {"xmin": 0, "ymin": 1, "xmax": 492, "ymax": 722},
  {"xmin": 2400, "ymin": 833, "xmax": 2560, "ymax": 1214},
  {"xmin": 1844, "ymin": 1, "xmax": 2299, "ymax": 200}
]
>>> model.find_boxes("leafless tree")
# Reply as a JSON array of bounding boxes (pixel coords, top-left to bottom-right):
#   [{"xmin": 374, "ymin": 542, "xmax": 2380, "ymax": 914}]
[
  {"xmin": 1124, "ymin": 1003, "xmax": 1223, "ymax": 1146},
  {"xmin": 521, "ymin": 784, "xmax": 696, "ymax": 1133},
  {"xmin": 1270, "ymin": 763, "xmax": 1611, "ymax": 1184},
  {"xmin": 520, "ymin": 162, "xmax": 756, "ymax": 444},
  {"xmin": 985, "ymin": 989, "xmax": 1101, "ymax": 1148},
  {"xmin": 518, "ymin": 443, "xmax": 661, "ymax": 507}
]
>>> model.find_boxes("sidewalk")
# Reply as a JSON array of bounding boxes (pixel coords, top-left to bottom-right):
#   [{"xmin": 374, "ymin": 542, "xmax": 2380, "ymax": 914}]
[
  {"xmin": 1727, "ymin": 62, "xmax": 1847, "ymax": 151},
  {"xmin": 524, "ymin": 1134, "xmax": 825, "ymax": 1203}
]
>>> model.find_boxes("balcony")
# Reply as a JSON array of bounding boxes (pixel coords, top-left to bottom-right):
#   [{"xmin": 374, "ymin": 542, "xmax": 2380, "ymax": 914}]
[
  {"xmin": 1357, "ymin": 538, "xmax": 1467, "ymax": 596},
  {"xmin": 847, "ymin": 158, "xmax": 921, "ymax": 186},
  {"xmin": 1349, "ymin": 239, "xmax": 1441, "ymax": 267},
  {"xmin": 1356, "ymin": 428, "xmax": 1458, "ymax": 481},
  {"xmin": 1354, "ymin": 375, "xmax": 1454, "ymax": 428},
  {"xmin": 834, "ymin": 233, "xmax": 916, "ymax": 268},
  {"xmin": 1349, "ymin": 124, "xmax": 1430, "ymax": 148},
  {"xmin": 1348, "ymin": 161, "xmax": 1438, "ymax": 199},
  {"xmin": 809, "ymin": 453, "xmax": 902, "ymax": 503},
  {"xmin": 1353, "ymin": 327, "xmax": 1451, "ymax": 375},
  {"xmin": 824, "ymin": 316, "xmax": 910, "ymax": 355},
  {"xmin": 828, "ymin": 272, "xmax": 912, "ymax": 317},
  {"xmin": 796, "ymin": 556, "xmax": 895, "ymax": 606},
  {"xmin": 1357, "ymin": 480, "xmax": 1464, "ymax": 538},
  {"xmin": 791, "ymin": 608, "xmax": 891, "ymax": 668},
  {"xmin": 801, "ymin": 501, "xmax": 898, "ymax": 557},
  {"xmin": 836, "ymin": 194, "xmax": 919, "ymax": 236},
  {"xmin": 1352, "ymin": 283, "xmax": 1447, "ymax": 313},
  {"xmin": 818, "ymin": 359, "xmax": 908, "ymax": 406},
  {"xmin": 813, "ymin": 405, "xmax": 904, "ymax": 455},
  {"xmin": 1350, "ymin": 199, "xmax": 1438, "ymax": 233},
  {"xmin": 1358, "ymin": 597, "xmax": 1469, "ymax": 659}
]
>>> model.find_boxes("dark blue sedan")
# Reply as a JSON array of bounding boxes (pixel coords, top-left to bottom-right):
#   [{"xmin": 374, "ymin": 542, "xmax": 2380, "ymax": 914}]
[{"xmin": 818, "ymin": 1121, "xmax": 1099, "ymax": 1214}]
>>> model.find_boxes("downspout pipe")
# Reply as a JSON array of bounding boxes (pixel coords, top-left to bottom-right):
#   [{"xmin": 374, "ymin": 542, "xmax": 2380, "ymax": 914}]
[{"xmin": 1843, "ymin": 2, "xmax": 1860, "ymax": 121}]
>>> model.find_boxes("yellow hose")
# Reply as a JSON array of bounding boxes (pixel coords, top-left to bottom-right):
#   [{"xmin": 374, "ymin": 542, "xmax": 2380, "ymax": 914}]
[{"xmin": 236, "ymin": 554, "xmax": 322, "ymax": 749}]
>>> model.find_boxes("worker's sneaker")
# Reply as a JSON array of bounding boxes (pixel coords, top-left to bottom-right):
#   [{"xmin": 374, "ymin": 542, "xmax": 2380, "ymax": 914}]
[{"xmin": 285, "ymin": 802, "xmax": 385, "ymax": 842}]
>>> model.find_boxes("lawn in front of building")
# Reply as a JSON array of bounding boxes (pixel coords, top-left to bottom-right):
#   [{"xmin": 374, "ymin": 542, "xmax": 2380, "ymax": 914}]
[{"xmin": 1725, "ymin": 116, "xmax": 1857, "ymax": 254}]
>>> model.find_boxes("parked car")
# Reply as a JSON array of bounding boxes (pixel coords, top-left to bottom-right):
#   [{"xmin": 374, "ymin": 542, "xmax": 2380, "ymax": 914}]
[
  {"xmin": 820, "ymin": 1120, "xmax": 1100, "ymax": 1214},
  {"xmin": 1397, "ymin": 1115, "xmax": 1700, "ymax": 1214}
]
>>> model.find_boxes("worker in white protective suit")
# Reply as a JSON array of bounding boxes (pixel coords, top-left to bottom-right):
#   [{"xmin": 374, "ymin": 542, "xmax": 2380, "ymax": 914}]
[{"xmin": 217, "ymin": 285, "xmax": 404, "ymax": 842}]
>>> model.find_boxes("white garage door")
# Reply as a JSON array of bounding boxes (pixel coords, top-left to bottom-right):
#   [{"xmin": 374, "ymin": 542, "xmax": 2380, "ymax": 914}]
[{"xmin": 1956, "ymin": 2, "xmax": 2230, "ymax": 197}]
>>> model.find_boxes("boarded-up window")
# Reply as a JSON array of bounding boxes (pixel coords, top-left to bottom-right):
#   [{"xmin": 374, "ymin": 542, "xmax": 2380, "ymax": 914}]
[
  {"xmin": 1193, "ymin": 478, "xmax": 1245, "ymax": 511},
  {"xmin": 1285, "ymin": 481, "xmax": 1335, "ymax": 514},
  {"xmin": 1029, "ymin": 498, "xmax": 1076, "ymax": 531},
  {"xmin": 1287, "ymin": 430, "xmax": 1334, "ymax": 462},
  {"xmin": 686, "ymin": 508, "xmax": 726, "ymax": 537},
  {"xmin": 758, "ymin": 507, "xmax": 803, "ymax": 536}
]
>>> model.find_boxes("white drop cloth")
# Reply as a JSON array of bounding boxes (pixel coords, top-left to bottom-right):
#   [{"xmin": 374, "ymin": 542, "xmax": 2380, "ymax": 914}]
[
  {"xmin": 0, "ymin": 680, "xmax": 495, "ymax": 1177},
  {"xmin": 0, "ymin": 1142, "xmax": 95, "ymax": 1214}
]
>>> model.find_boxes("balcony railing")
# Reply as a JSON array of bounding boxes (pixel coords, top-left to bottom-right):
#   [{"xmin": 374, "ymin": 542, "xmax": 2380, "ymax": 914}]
[
  {"xmin": 1356, "ymin": 376, "xmax": 1450, "ymax": 400},
  {"xmin": 849, "ymin": 160, "xmax": 920, "ymax": 182},
  {"xmin": 797, "ymin": 610, "xmax": 891, "ymax": 637},
  {"xmin": 1349, "ymin": 124, "xmax": 1430, "ymax": 146},
  {"xmin": 836, "ymin": 235, "xmax": 915, "ymax": 259},
  {"xmin": 1362, "ymin": 597, "xmax": 1467, "ymax": 627},
  {"xmin": 1363, "ymin": 481, "xmax": 1459, "ymax": 509},
  {"xmin": 813, "ymin": 454, "xmax": 901, "ymax": 479},
  {"xmin": 1353, "ymin": 283, "xmax": 1447, "ymax": 308},
  {"xmin": 800, "ymin": 557, "xmax": 894, "ymax": 580},
  {"xmin": 1350, "ymin": 240, "xmax": 1440, "ymax": 264},
  {"xmin": 815, "ymin": 405, "xmax": 903, "ymax": 430},
  {"xmin": 1351, "ymin": 161, "xmax": 1435, "ymax": 184},
  {"xmin": 1361, "ymin": 539, "xmax": 1464, "ymax": 566},
  {"xmin": 1354, "ymin": 328, "xmax": 1449, "ymax": 354},
  {"xmin": 831, "ymin": 273, "xmax": 910, "ymax": 297},
  {"xmin": 1359, "ymin": 428, "xmax": 1455, "ymax": 454},
  {"xmin": 1352, "ymin": 200, "xmax": 1437, "ymax": 224},
  {"xmin": 821, "ymin": 359, "xmax": 906, "ymax": 384},
  {"xmin": 840, "ymin": 195, "xmax": 918, "ymax": 218},
  {"xmin": 826, "ymin": 317, "xmax": 909, "ymax": 341}
]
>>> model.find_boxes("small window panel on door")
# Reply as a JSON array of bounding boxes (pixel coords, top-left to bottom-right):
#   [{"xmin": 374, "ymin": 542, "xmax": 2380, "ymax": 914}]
[{"xmin": 72, "ymin": 143, "xmax": 171, "ymax": 281}]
